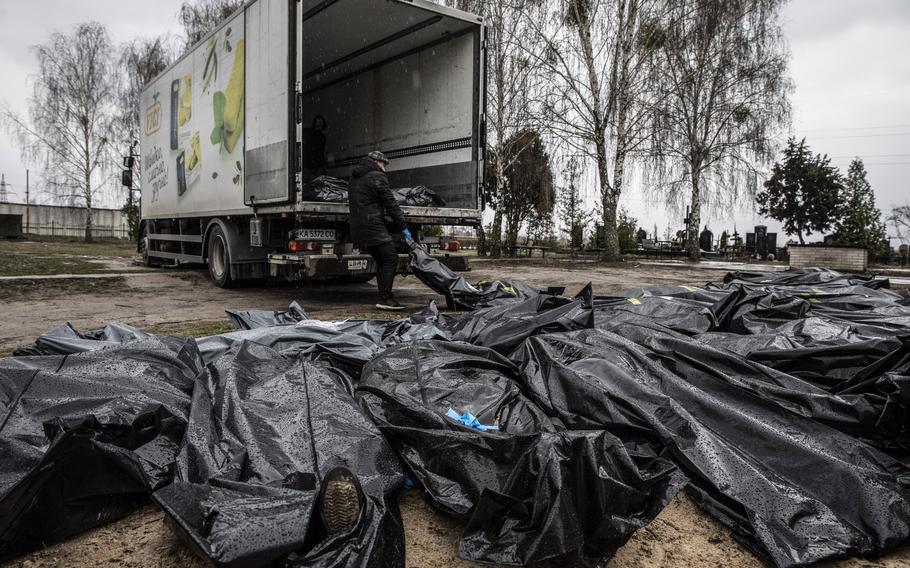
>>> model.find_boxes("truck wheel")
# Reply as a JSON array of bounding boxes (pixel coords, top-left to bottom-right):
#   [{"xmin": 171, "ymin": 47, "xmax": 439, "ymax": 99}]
[{"xmin": 208, "ymin": 226, "xmax": 235, "ymax": 288}]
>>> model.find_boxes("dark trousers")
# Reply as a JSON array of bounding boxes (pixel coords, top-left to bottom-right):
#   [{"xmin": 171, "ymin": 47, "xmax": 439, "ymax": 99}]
[{"xmin": 365, "ymin": 241, "xmax": 398, "ymax": 301}]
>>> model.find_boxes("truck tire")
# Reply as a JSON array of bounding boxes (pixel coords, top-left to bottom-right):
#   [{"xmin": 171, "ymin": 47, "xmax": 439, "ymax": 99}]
[{"xmin": 207, "ymin": 225, "xmax": 235, "ymax": 288}]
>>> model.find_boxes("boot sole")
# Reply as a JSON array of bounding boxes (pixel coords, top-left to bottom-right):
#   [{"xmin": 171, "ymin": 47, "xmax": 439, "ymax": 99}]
[{"xmin": 321, "ymin": 477, "xmax": 362, "ymax": 534}]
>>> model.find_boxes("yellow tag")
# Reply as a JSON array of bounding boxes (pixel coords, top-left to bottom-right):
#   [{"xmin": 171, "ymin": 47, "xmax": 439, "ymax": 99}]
[
  {"xmin": 800, "ymin": 292, "xmax": 821, "ymax": 305},
  {"xmin": 680, "ymin": 285, "xmax": 698, "ymax": 292},
  {"xmin": 626, "ymin": 298, "xmax": 642, "ymax": 305}
]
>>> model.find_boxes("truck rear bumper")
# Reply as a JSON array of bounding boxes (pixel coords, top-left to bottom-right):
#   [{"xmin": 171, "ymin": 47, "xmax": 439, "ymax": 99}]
[{"xmin": 268, "ymin": 253, "xmax": 469, "ymax": 281}]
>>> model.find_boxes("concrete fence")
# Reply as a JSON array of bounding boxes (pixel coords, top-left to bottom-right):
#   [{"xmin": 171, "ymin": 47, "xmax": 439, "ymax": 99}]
[
  {"xmin": 789, "ymin": 245, "xmax": 868, "ymax": 273},
  {"xmin": 0, "ymin": 202, "xmax": 128, "ymax": 239}
]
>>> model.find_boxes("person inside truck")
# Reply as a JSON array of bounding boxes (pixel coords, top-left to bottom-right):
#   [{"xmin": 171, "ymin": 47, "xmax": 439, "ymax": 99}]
[
  {"xmin": 349, "ymin": 150, "xmax": 413, "ymax": 312},
  {"xmin": 301, "ymin": 115, "xmax": 328, "ymax": 182}
]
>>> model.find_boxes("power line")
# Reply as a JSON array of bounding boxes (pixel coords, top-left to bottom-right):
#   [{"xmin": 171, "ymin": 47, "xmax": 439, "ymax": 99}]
[
  {"xmin": 800, "ymin": 124, "xmax": 910, "ymax": 133},
  {"xmin": 844, "ymin": 162, "xmax": 910, "ymax": 167},
  {"xmin": 809, "ymin": 132, "xmax": 910, "ymax": 140},
  {"xmin": 828, "ymin": 153, "xmax": 910, "ymax": 159}
]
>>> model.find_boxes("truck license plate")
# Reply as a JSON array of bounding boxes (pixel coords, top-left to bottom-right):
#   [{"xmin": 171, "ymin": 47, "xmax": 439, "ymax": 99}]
[
  {"xmin": 298, "ymin": 229, "xmax": 336, "ymax": 241},
  {"xmin": 347, "ymin": 260, "xmax": 369, "ymax": 271}
]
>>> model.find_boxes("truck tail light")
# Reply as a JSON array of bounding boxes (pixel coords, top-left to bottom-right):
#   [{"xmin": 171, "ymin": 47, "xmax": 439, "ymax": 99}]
[{"xmin": 289, "ymin": 240, "xmax": 321, "ymax": 252}]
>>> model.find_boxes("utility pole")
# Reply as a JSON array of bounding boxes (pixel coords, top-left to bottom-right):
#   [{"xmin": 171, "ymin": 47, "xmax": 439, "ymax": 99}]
[
  {"xmin": 0, "ymin": 173, "xmax": 9, "ymax": 203},
  {"xmin": 25, "ymin": 169, "xmax": 30, "ymax": 234}
]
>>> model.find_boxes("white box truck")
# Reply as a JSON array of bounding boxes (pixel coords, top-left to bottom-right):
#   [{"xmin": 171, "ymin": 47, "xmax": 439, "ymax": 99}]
[{"xmin": 139, "ymin": 0, "xmax": 485, "ymax": 287}]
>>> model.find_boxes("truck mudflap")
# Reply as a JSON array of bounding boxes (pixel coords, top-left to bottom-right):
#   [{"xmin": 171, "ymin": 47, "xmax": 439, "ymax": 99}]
[{"xmin": 268, "ymin": 253, "xmax": 469, "ymax": 281}]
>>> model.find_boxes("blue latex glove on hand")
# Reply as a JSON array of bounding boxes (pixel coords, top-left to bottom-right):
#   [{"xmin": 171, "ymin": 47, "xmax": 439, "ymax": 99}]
[{"xmin": 402, "ymin": 228, "xmax": 413, "ymax": 241}]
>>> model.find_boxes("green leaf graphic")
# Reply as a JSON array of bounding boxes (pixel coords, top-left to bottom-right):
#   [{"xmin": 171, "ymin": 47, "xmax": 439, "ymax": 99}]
[{"xmin": 210, "ymin": 91, "xmax": 226, "ymax": 145}]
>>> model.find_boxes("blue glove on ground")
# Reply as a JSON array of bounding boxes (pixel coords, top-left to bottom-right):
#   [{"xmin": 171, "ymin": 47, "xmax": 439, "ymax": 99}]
[
  {"xmin": 445, "ymin": 408, "xmax": 499, "ymax": 432},
  {"xmin": 402, "ymin": 228, "xmax": 413, "ymax": 241}
]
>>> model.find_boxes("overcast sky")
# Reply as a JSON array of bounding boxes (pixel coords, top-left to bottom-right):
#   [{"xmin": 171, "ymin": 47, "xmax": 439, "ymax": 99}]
[{"xmin": 0, "ymin": 1, "xmax": 908, "ymax": 243}]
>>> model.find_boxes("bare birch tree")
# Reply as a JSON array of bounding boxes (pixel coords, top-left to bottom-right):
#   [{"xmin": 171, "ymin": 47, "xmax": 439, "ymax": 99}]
[
  {"xmin": 117, "ymin": 37, "xmax": 175, "ymax": 142},
  {"xmin": 889, "ymin": 205, "xmax": 910, "ymax": 245},
  {"xmin": 645, "ymin": 0, "xmax": 791, "ymax": 260},
  {"xmin": 117, "ymin": 36, "xmax": 175, "ymax": 239},
  {"xmin": 522, "ymin": 0, "xmax": 661, "ymax": 260},
  {"xmin": 1, "ymin": 22, "xmax": 118, "ymax": 242},
  {"xmin": 178, "ymin": 0, "xmax": 244, "ymax": 50}
]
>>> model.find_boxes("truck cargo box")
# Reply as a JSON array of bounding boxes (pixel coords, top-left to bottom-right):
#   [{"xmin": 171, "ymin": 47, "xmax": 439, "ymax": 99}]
[{"xmin": 140, "ymin": 0, "xmax": 484, "ymax": 222}]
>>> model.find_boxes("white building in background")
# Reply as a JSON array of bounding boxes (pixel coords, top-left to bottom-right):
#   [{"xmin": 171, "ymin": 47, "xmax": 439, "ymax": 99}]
[{"xmin": 0, "ymin": 202, "xmax": 128, "ymax": 239}]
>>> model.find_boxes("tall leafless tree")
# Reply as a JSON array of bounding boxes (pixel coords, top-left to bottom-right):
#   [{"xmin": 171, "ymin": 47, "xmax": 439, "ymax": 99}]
[
  {"xmin": 1, "ymin": 22, "xmax": 118, "ymax": 242},
  {"xmin": 890, "ymin": 204, "xmax": 910, "ymax": 245},
  {"xmin": 645, "ymin": 0, "xmax": 791, "ymax": 260},
  {"xmin": 117, "ymin": 37, "xmax": 176, "ymax": 142},
  {"xmin": 523, "ymin": 0, "xmax": 662, "ymax": 260},
  {"xmin": 117, "ymin": 36, "xmax": 175, "ymax": 239},
  {"xmin": 178, "ymin": 0, "xmax": 244, "ymax": 50}
]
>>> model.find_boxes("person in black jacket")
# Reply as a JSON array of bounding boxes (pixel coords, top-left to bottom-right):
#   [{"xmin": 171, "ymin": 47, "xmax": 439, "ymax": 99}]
[
  {"xmin": 301, "ymin": 115, "xmax": 328, "ymax": 182},
  {"xmin": 349, "ymin": 151, "xmax": 413, "ymax": 311}
]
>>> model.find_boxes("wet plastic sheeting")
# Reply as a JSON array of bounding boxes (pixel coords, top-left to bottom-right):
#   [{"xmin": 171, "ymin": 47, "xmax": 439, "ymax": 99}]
[
  {"xmin": 358, "ymin": 340, "xmax": 683, "ymax": 565},
  {"xmin": 198, "ymin": 307, "xmax": 449, "ymax": 373},
  {"xmin": 592, "ymin": 270, "xmax": 910, "ymax": 452},
  {"xmin": 607, "ymin": 318, "xmax": 910, "ymax": 453},
  {"xmin": 512, "ymin": 329, "xmax": 910, "ymax": 567},
  {"xmin": 301, "ymin": 176, "xmax": 348, "ymax": 203},
  {"xmin": 12, "ymin": 322, "xmax": 153, "ymax": 356},
  {"xmin": 300, "ymin": 176, "xmax": 446, "ymax": 207},
  {"xmin": 392, "ymin": 186, "xmax": 446, "ymax": 207},
  {"xmin": 154, "ymin": 341, "xmax": 405, "ymax": 568},
  {"xmin": 225, "ymin": 300, "xmax": 308, "ymax": 330},
  {"xmin": 434, "ymin": 284, "xmax": 595, "ymax": 355},
  {"xmin": 723, "ymin": 267, "xmax": 889, "ymax": 288},
  {"xmin": 0, "ymin": 338, "xmax": 201, "ymax": 561},
  {"xmin": 593, "ymin": 293, "xmax": 716, "ymax": 334},
  {"xmin": 4, "ymin": 266, "xmax": 910, "ymax": 567},
  {"xmin": 407, "ymin": 241, "xmax": 549, "ymax": 310}
]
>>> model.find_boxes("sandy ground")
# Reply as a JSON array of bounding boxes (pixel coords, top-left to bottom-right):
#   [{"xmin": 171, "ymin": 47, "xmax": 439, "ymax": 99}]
[{"xmin": 1, "ymin": 254, "xmax": 909, "ymax": 567}]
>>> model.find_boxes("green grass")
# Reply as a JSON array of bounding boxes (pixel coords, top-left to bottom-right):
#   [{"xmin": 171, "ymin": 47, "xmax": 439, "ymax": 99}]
[
  {"xmin": 0, "ymin": 237, "xmax": 137, "ymax": 258},
  {"xmin": 0, "ymin": 276, "xmax": 128, "ymax": 301},
  {"xmin": 144, "ymin": 320, "xmax": 236, "ymax": 338},
  {"xmin": 0, "ymin": 237, "xmax": 140, "ymax": 276}
]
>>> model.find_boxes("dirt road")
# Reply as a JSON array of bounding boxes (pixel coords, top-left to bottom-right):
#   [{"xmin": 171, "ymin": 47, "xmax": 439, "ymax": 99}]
[
  {"xmin": 0, "ymin": 256, "xmax": 721, "ymax": 356},
  {"xmin": 1, "ymin": 245, "xmax": 908, "ymax": 567}
]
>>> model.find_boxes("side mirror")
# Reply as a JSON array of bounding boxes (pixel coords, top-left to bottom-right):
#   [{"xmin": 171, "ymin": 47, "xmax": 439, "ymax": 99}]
[{"xmin": 121, "ymin": 169, "xmax": 133, "ymax": 188}]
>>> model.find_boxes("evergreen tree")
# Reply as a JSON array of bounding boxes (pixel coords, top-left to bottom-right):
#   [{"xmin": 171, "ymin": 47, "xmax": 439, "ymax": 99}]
[
  {"xmin": 495, "ymin": 129, "xmax": 555, "ymax": 257},
  {"xmin": 833, "ymin": 159, "xmax": 888, "ymax": 258},
  {"xmin": 616, "ymin": 207, "xmax": 638, "ymax": 253},
  {"xmin": 756, "ymin": 138, "xmax": 843, "ymax": 244},
  {"xmin": 556, "ymin": 157, "xmax": 590, "ymax": 249}
]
